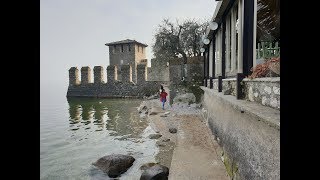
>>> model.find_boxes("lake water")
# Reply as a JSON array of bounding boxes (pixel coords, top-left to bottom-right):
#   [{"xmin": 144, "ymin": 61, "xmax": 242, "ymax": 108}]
[{"xmin": 40, "ymin": 85, "xmax": 159, "ymax": 180}]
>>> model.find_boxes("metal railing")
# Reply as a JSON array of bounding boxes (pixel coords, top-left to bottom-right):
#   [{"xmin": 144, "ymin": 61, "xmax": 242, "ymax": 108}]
[{"xmin": 256, "ymin": 41, "xmax": 280, "ymax": 59}]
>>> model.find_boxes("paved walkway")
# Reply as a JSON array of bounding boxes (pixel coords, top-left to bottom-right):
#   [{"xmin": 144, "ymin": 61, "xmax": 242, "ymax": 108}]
[
  {"xmin": 147, "ymin": 84, "xmax": 230, "ymax": 180},
  {"xmin": 168, "ymin": 114, "xmax": 229, "ymax": 180}
]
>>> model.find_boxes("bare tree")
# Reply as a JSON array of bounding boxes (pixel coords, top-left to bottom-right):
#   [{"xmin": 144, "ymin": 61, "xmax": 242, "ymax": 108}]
[{"xmin": 152, "ymin": 18, "xmax": 208, "ymax": 80}]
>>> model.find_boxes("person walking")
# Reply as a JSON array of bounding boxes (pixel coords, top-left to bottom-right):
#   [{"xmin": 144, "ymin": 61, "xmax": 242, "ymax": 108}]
[{"xmin": 160, "ymin": 89, "xmax": 168, "ymax": 110}]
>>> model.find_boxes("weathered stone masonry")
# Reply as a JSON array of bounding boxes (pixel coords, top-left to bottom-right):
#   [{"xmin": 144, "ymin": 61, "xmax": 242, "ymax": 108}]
[
  {"xmin": 106, "ymin": 39, "xmax": 147, "ymax": 83},
  {"xmin": 68, "ymin": 67, "xmax": 80, "ymax": 85},
  {"xmin": 211, "ymin": 77, "xmax": 280, "ymax": 110},
  {"xmin": 93, "ymin": 66, "xmax": 104, "ymax": 84},
  {"xmin": 67, "ymin": 65, "xmax": 166, "ymax": 98}
]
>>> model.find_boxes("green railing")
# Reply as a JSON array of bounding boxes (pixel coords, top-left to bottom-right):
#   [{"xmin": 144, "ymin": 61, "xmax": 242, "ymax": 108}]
[{"xmin": 256, "ymin": 41, "xmax": 280, "ymax": 59}]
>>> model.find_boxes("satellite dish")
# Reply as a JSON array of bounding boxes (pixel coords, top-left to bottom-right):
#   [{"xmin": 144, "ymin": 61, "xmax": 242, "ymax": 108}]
[
  {"xmin": 200, "ymin": 48, "xmax": 205, "ymax": 53},
  {"xmin": 209, "ymin": 21, "xmax": 218, "ymax": 30},
  {"xmin": 203, "ymin": 38, "xmax": 210, "ymax": 45}
]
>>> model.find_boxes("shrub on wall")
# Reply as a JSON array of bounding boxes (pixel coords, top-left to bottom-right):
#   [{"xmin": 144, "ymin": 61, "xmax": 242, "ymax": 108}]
[{"xmin": 248, "ymin": 57, "xmax": 280, "ymax": 79}]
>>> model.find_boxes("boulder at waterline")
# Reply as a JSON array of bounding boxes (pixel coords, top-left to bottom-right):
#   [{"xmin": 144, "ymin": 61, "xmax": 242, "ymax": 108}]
[
  {"xmin": 140, "ymin": 164, "xmax": 169, "ymax": 180},
  {"xmin": 92, "ymin": 154, "xmax": 135, "ymax": 178}
]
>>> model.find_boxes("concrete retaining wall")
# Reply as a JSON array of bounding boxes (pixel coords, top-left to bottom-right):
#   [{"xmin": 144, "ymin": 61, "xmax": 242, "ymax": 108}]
[{"xmin": 201, "ymin": 87, "xmax": 280, "ymax": 180}]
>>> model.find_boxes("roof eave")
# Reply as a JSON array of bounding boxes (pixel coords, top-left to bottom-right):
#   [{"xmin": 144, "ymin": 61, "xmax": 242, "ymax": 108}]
[
  {"xmin": 205, "ymin": 0, "xmax": 231, "ymax": 38},
  {"xmin": 105, "ymin": 41, "xmax": 148, "ymax": 47}
]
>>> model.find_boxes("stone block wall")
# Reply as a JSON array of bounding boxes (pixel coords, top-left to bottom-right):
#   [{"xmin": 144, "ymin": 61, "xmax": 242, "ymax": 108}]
[
  {"xmin": 93, "ymin": 66, "xmax": 104, "ymax": 84},
  {"xmin": 107, "ymin": 65, "xmax": 118, "ymax": 83},
  {"xmin": 67, "ymin": 65, "xmax": 167, "ymax": 98},
  {"xmin": 208, "ymin": 77, "xmax": 280, "ymax": 110},
  {"xmin": 137, "ymin": 64, "xmax": 147, "ymax": 84},
  {"xmin": 68, "ymin": 67, "xmax": 80, "ymax": 85},
  {"xmin": 169, "ymin": 64, "xmax": 182, "ymax": 84},
  {"xmin": 148, "ymin": 58, "xmax": 169, "ymax": 81},
  {"xmin": 213, "ymin": 79, "xmax": 219, "ymax": 91},
  {"xmin": 81, "ymin": 66, "xmax": 92, "ymax": 84},
  {"xmin": 169, "ymin": 56, "xmax": 204, "ymax": 85},
  {"xmin": 108, "ymin": 43, "xmax": 146, "ymax": 83},
  {"xmin": 109, "ymin": 44, "xmax": 135, "ymax": 68},
  {"xmin": 121, "ymin": 65, "xmax": 132, "ymax": 83},
  {"xmin": 222, "ymin": 78, "xmax": 236, "ymax": 96},
  {"xmin": 243, "ymin": 77, "xmax": 280, "ymax": 110}
]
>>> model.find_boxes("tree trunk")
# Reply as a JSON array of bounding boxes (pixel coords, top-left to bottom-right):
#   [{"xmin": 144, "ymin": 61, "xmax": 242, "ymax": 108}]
[{"xmin": 180, "ymin": 52, "xmax": 187, "ymax": 81}]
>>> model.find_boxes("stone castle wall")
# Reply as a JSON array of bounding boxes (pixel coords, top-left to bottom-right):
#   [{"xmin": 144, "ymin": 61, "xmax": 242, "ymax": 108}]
[
  {"xmin": 148, "ymin": 58, "xmax": 169, "ymax": 81},
  {"xmin": 108, "ymin": 44, "xmax": 147, "ymax": 83},
  {"xmin": 169, "ymin": 56, "xmax": 204, "ymax": 84},
  {"xmin": 67, "ymin": 65, "xmax": 166, "ymax": 98}
]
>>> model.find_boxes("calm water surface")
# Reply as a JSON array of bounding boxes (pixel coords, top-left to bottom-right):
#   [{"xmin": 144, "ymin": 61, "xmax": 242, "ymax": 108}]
[{"xmin": 40, "ymin": 87, "xmax": 158, "ymax": 180}]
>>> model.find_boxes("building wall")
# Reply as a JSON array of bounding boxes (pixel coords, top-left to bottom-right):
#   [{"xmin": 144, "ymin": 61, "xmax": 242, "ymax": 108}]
[
  {"xmin": 209, "ymin": 39, "xmax": 214, "ymax": 77},
  {"xmin": 242, "ymin": 77, "xmax": 280, "ymax": 110},
  {"xmin": 169, "ymin": 56, "xmax": 204, "ymax": 84},
  {"xmin": 148, "ymin": 58, "xmax": 169, "ymax": 81},
  {"xmin": 109, "ymin": 44, "xmax": 135, "ymax": 66},
  {"xmin": 134, "ymin": 44, "xmax": 146, "ymax": 64},
  {"xmin": 108, "ymin": 43, "xmax": 147, "ymax": 83},
  {"xmin": 211, "ymin": 77, "xmax": 280, "ymax": 110}
]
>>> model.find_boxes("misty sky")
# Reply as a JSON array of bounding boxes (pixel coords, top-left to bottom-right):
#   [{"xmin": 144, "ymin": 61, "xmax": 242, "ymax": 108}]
[{"xmin": 40, "ymin": 0, "xmax": 217, "ymax": 91}]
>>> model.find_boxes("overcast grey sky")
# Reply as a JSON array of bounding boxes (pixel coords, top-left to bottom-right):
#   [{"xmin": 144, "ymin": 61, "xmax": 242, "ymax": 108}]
[{"xmin": 40, "ymin": 0, "xmax": 217, "ymax": 91}]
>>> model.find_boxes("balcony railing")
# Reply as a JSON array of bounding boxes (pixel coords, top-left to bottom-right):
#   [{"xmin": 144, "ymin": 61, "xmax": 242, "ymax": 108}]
[{"xmin": 256, "ymin": 41, "xmax": 280, "ymax": 59}]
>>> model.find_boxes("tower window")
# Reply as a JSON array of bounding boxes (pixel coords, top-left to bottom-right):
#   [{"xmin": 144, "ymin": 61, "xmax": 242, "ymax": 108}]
[
  {"xmin": 128, "ymin": 44, "xmax": 131, "ymax": 51},
  {"xmin": 142, "ymin": 47, "xmax": 143, "ymax": 53},
  {"xmin": 113, "ymin": 45, "xmax": 116, "ymax": 53},
  {"xmin": 121, "ymin": 44, "xmax": 124, "ymax": 52}
]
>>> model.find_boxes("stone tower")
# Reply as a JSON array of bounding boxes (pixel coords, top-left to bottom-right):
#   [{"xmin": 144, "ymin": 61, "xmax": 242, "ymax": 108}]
[{"xmin": 105, "ymin": 39, "xmax": 148, "ymax": 83}]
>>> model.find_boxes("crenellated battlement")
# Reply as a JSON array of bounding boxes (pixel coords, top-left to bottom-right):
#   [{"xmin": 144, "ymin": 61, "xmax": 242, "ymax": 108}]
[
  {"xmin": 120, "ymin": 65, "xmax": 133, "ymax": 83},
  {"xmin": 80, "ymin": 66, "xmax": 92, "ymax": 84},
  {"xmin": 137, "ymin": 64, "xmax": 147, "ymax": 84},
  {"xmin": 67, "ymin": 39, "xmax": 170, "ymax": 98},
  {"xmin": 106, "ymin": 65, "xmax": 118, "ymax": 83},
  {"xmin": 68, "ymin": 67, "xmax": 80, "ymax": 85},
  {"xmin": 67, "ymin": 64, "xmax": 166, "ymax": 98},
  {"xmin": 93, "ymin": 66, "xmax": 104, "ymax": 84},
  {"xmin": 68, "ymin": 64, "xmax": 149, "ymax": 85}
]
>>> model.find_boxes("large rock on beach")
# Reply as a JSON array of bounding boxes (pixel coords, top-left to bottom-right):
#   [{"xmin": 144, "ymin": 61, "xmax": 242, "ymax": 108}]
[
  {"xmin": 140, "ymin": 164, "xmax": 169, "ymax": 180},
  {"xmin": 92, "ymin": 154, "xmax": 135, "ymax": 178}
]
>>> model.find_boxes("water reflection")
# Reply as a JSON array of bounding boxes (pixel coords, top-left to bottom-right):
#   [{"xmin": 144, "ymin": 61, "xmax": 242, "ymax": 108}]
[{"xmin": 67, "ymin": 98, "xmax": 148, "ymax": 139}]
